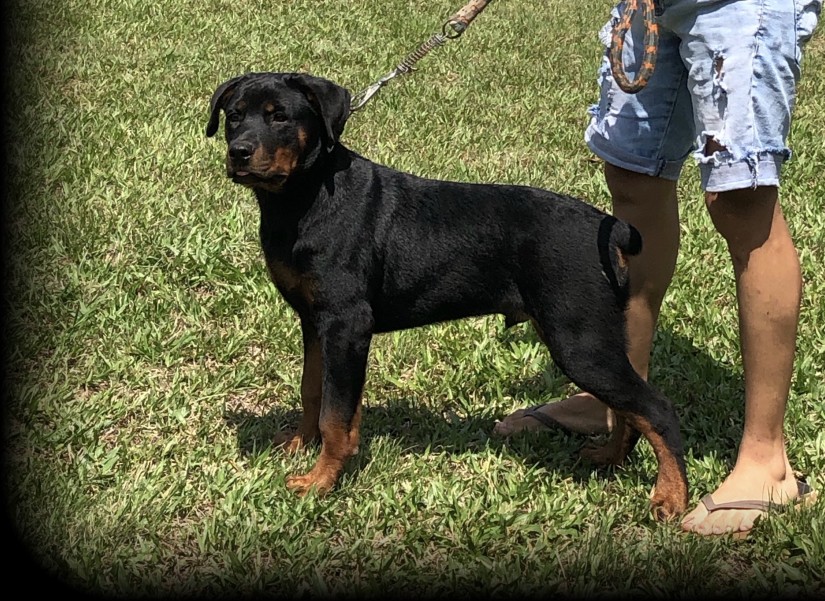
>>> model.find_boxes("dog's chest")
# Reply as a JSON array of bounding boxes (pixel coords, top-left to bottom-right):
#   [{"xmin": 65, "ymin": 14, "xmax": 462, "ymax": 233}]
[
  {"xmin": 258, "ymin": 217, "xmax": 316, "ymax": 307},
  {"xmin": 264, "ymin": 254, "xmax": 315, "ymax": 307}
]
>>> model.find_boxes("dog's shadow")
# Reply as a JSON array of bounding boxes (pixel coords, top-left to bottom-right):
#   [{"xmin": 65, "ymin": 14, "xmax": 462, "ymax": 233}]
[{"xmin": 223, "ymin": 324, "xmax": 745, "ymax": 487}]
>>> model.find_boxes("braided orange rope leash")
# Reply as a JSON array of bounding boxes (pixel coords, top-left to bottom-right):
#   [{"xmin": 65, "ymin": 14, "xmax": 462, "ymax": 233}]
[{"xmin": 609, "ymin": 0, "xmax": 659, "ymax": 94}]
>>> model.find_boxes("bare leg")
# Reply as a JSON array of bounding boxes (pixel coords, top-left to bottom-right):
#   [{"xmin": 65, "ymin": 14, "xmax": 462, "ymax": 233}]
[
  {"xmin": 681, "ymin": 185, "xmax": 806, "ymax": 535},
  {"xmin": 493, "ymin": 164, "xmax": 679, "ymax": 436}
]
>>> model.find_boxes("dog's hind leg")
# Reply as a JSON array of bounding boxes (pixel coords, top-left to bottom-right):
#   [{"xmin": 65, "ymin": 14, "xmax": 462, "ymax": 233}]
[
  {"xmin": 580, "ymin": 413, "xmax": 642, "ymax": 467},
  {"xmin": 531, "ymin": 314, "xmax": 688, "ymax": 520},
  {"xmin": 285, "ymin": 308, "xmax": 372, "ymax": 496}
]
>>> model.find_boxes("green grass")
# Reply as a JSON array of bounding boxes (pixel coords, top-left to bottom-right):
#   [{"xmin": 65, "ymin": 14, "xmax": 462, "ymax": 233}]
[{"xmin": 4, "ymin": 0, "xmax": 825, "ymax": 598}]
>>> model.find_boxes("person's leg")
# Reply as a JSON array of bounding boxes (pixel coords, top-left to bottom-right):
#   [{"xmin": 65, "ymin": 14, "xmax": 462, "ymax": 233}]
[
  {"xmin": 492, "ymin": 165, "xmax": 679, "ymax": 437},
  {"xmin": 680, "ymin": 184, "xmax": 805, "ymax": 535},
  {"xmin": 670, "ymin": 0, "xmax": 821, "ymax": 534}
]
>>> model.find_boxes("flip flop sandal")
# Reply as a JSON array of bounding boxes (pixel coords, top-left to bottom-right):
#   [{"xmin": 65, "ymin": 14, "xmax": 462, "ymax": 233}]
[
  {"xmin": 696, "ymin": 479, "xmax": 817, "ymax": 539},
  {"xmin": 521, "ymin": 405, "xmax": 566, "ymax": 431}
]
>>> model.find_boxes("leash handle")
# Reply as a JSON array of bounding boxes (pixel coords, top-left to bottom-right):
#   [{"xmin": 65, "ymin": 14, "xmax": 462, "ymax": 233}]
[
  {"xmin": 445, "ymin": 0, "xmax": 494, "ymax": 37},
  {"xmin": 609, "ymin": 0, "xmax": 659, "ymax": 94}
]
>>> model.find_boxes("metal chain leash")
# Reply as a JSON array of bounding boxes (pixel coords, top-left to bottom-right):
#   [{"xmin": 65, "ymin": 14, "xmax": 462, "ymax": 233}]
[
  {"xmin": 349, "ymin": 0, "xmax": 657, "ymax": 113},
  {"xmin": 350, "ymin": 0, "xmax": 494, "ymax": 113}
]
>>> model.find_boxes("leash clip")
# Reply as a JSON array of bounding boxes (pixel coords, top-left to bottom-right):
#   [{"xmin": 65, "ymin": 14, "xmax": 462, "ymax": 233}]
[{"xmin": 351, "ymin": 75, "xmax": 394, "ymax": 113}]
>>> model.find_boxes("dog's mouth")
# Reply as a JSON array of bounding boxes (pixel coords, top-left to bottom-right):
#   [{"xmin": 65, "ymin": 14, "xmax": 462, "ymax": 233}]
[{"xmin": 228, "ymin": 168, "xmax": 288, "ymax": 190}]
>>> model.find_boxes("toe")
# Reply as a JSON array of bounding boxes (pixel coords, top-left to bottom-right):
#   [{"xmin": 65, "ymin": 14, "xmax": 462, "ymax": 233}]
[
  {"xmin": 492, "ymin": 408, "xmax": 535, "ymax": 437},
  {"xmin": 492, "ymin": 420, "xmax": 513, "ymax": 437},
  {"xmin": 681, "ymin": 503, "xmax": 710, "ymax": 532}
]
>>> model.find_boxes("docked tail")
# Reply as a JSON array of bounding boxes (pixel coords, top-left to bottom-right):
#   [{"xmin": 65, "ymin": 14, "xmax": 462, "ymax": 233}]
[{"xmin": 598, "ymin": 215, "xmax": 642, "ymax": 306}]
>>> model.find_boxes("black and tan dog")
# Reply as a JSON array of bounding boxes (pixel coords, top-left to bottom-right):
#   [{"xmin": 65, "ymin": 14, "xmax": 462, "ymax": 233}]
[{"xmin": 206, "ymin": 72, "xmax": 688, "ymax": 519}]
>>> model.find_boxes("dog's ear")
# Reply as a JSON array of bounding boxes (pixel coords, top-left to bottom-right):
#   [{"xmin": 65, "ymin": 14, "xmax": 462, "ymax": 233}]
[
  {"xmin": 285, "ymin": 73, "xmax": 351, "ymax": 151},
  {"xmin": 205, "ymin": 75, "xmax": 244, "ymax": 137}
]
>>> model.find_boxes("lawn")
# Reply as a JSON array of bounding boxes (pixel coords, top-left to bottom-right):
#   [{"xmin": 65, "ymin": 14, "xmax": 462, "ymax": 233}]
[{"xmin": 4, "ymin": 0, "xmax": 825, "ymax": 598}]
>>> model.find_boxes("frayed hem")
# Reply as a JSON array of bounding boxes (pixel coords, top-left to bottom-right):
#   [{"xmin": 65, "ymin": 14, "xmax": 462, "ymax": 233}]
[{"xmin": 698, "ymin": 150, "xmax": 787, "ymax": 191}]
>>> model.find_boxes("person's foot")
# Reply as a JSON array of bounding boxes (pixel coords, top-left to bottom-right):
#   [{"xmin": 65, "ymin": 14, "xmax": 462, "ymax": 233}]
[
  {"xmin": 681, "ymin": 461, "xmax": 815, "ymax": 537},
  {"xmin": 493, "ymin": 392, "xmax": 613, "ymax": 437}
]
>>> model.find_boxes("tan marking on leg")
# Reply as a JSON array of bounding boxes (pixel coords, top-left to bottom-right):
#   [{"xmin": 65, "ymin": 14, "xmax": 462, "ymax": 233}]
[
  {"xmin": 286, "ymin": 404, "xmax": 362, "ymax": 495},
  {"xmin": 626, "ymin": 415, "xmax": 688, "ymax": 520},
  {"xmin": 275, "ymin": 340, "xmax": 322, "ymax": 454},
  {"xmin": 580, "ymin": 414, "xmax": 635, "ymax": 465}
]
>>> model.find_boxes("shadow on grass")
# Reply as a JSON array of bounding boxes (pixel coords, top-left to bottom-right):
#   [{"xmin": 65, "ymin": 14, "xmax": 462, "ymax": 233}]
[{"xmin": 223, "ymin": 323, "xmax": 746, "ymax": 489}]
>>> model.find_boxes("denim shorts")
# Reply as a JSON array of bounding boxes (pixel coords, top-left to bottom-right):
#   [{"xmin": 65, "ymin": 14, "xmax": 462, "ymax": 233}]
[{"xmin": 584, "ymin": 0, "xmax": 822, "ymax": 192}]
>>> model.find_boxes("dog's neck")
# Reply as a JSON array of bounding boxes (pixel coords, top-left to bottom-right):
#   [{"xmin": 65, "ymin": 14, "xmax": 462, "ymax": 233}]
[{"xmin": 254, "ymin": 143, "xmax": 351, "ymax": 227}]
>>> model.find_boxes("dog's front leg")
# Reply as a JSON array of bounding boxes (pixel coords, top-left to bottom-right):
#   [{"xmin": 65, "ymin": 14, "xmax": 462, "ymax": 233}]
[
  {"xmin": 275, "ymin": 318, "xmax": 322, "ymax": 453},
  {"xmin": 285, "ymin": 309, "xmax": 372, "ymax": 496}
]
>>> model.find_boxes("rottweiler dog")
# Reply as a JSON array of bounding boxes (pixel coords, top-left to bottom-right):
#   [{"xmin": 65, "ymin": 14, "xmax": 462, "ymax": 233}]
[{"xmin": 206, "ymin": 72, "xmax": 688, "ymax": 519}]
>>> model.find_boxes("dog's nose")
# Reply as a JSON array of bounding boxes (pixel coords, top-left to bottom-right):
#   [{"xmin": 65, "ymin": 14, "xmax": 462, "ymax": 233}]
[{"xmin": 229, "ymin": 141, "xmax": 254, "ymax": 164}]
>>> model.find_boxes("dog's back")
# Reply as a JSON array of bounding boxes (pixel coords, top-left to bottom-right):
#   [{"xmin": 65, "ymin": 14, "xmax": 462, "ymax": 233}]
[{"xmin": 305, "ymin": 149, "xmax": 637, "ymax": 332}]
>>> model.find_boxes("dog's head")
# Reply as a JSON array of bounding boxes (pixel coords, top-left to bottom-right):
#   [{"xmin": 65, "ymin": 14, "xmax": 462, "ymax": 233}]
[{"xmin": 206, "ymin": 72, "xmax": 351, "ymax": 192}]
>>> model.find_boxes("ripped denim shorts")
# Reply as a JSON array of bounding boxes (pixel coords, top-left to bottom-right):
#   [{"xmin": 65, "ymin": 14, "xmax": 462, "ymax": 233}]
[{"xmin": 584, "ymin": 0, "xmax": 822, "ymax": 192}]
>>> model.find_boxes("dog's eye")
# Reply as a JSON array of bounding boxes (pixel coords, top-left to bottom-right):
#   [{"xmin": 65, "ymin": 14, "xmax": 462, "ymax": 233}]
[
  {"xmin": 226, "ymin": 112, "xmax": 243, "ymax": 125},
  {"xmin": 271, "ymin": 112, "xmax": 288, "ymax": 123}
]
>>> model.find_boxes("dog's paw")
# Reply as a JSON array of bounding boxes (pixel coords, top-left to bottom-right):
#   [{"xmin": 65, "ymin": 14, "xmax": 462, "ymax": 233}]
[
  {"xmin": 285, "ymin": 472, "xmax": 335, "ymax": 496},
  {"xmin": 274, "ymin": 431, "xmax": 316, "ymax": 454},
  {"xmin": 650, "ymin": 488, "xmax": 688, "ymax": 522}
]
